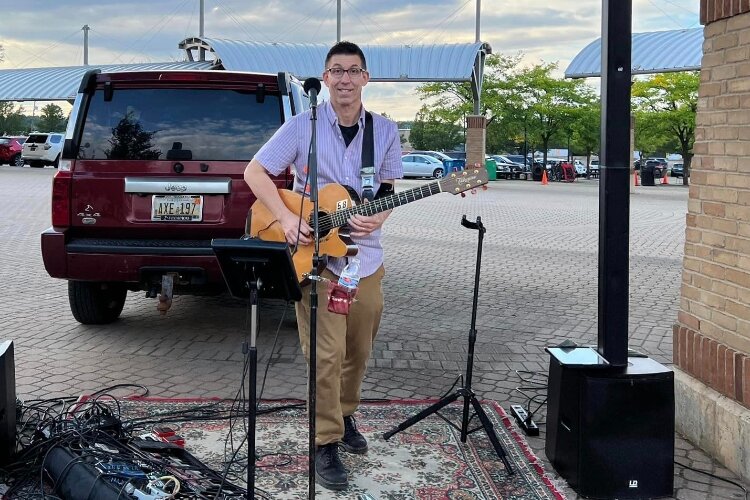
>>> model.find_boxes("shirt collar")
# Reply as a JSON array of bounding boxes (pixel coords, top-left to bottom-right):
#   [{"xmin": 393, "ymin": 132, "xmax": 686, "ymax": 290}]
[{"xmin": 322, "ymin": 100, "xmax": 366, "ymax": 128}]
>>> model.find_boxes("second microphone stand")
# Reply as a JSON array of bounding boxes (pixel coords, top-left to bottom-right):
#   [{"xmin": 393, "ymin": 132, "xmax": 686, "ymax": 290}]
[
  {"xmin": 306, "ymin": 83, "xmax": 321, "ymax": 499},
  {"xmin": 383, "ymin": 215, "xmax": 514, "ymax": 475}
]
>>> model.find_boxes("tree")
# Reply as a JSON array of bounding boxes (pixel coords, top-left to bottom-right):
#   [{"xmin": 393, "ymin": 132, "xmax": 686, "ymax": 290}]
[
  {"xmin": 409, "ymin": 107, "xmax": 462, "ymax": 151},
  {"xmin": 104, "ymin": 112, "xmax": 161, "ymax": 160},
  {"xmin": 415, "ymin": 53, "xmax": 523, "ymax": 133},
  {"xmin": 0, "ymin": 102, "xmax": 25, "ymax": 135},
  {"xmin": 569, "ymin": 101, "xmax": 601, "ymax": 177},
  {"xmin": 632, "ymin": 72, "xmax": 698, "ymax": 185},
  {"xmin": 510, "ymin": 63, "xmax": 595, "ymax": 169},
  {"xmin": 36, "ymin": 104, "xmax": 67, "ymax": 133}
]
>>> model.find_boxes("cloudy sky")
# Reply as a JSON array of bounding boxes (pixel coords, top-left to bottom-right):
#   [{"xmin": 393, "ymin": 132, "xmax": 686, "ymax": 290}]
[{"xmin": 3, "ymin": 0, "xmax": 699, "ymax": 120}]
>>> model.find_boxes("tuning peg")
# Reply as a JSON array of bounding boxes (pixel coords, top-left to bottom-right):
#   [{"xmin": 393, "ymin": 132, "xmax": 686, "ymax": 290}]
[
  {"xmin": 471, "ymin": 188, "xmax": 477, "ymax": 195},
  {"xmin": 461, "ymin": 192, "xmax": 466, "ymax": 198},
  {"xmin": 482, "ymin": 185, "xmax": 488, "ymax": 190}
]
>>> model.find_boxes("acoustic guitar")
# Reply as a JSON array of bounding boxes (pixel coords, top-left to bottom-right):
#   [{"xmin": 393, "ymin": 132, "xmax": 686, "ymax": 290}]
[{"xmin": 248, "ymin": 167, "xmax": 489, "ymax": 283}]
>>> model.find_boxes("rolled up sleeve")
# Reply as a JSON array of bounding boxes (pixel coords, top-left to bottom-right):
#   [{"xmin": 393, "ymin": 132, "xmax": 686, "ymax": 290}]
[{"xmin": 254, "ymin": 115, "xmax": 300, "ymax": 176}]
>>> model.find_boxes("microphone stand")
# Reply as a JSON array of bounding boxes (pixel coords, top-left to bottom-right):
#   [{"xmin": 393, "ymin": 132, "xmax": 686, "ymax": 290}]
[{"xmin": 306, "ymin": 85, "xmax": 320, "ymax": 499}]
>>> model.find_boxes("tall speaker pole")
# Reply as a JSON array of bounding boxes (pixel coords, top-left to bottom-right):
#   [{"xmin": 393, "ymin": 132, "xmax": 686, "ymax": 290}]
[{"xmin": 597, "ymin": 0, "xmax": 631, "ymax": 367}]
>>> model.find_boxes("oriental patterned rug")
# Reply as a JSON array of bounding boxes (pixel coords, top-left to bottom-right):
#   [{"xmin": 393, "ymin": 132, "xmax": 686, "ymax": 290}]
[{"xmin": 116, "ymin": 398, "xmax": 565, "ymax": 499}]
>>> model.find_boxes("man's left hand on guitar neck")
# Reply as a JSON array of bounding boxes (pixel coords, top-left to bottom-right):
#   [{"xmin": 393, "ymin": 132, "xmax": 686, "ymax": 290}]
[
  {"xmin": 348, "ymin": 182, "xmax": 394, "ymax": 237},
  {"xmin": 348, "ymin": 208, "xmax": 392, "ymax": 237}
]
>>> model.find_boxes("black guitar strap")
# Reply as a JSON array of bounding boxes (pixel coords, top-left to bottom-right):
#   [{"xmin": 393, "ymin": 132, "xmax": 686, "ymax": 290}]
[{"xmin": 360, "ymin": 111, "xmax": 375, "ymax": 202}]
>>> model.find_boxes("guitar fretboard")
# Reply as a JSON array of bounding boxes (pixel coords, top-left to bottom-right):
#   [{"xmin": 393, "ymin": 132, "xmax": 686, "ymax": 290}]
[{"xmin": 319, "ymin": 181, "xmax": 442, "ymax": 232}]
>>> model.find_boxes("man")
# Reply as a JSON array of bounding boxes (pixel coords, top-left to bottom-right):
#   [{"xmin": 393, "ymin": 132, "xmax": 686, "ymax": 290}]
[{"xmin": 244, "ymin": 41, "xmax": 403, "ymax": 490}]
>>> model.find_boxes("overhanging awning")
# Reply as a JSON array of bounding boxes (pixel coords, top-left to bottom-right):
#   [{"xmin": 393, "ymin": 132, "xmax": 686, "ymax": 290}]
[
  {"xmin": 0, "ymin": 40, "xmax": 491, "ymax": 103},
  {"xmin": 0, "ymin": 61, "xmax": 214, "ymax": 101},
  {"xmin": 565, "ymin": 28, "xmax": 703, "ymax": 78},
  {"xmin": 179, "ymin": 38, "xmax": 491, "ymax": 82}
]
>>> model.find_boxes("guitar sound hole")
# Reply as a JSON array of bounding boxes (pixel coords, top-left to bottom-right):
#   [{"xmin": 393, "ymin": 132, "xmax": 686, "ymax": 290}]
[{"xmin": 308, "ymin": 211, "xmax": 332, "ymax": 238}]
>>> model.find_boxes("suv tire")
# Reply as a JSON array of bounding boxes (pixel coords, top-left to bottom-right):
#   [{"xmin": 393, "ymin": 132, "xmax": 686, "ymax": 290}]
[
  {"xmin": 11, "ymin": 154, "xmax": 23, "ymax": 167},
  {"xmin": 68, "ymin": 281, "xmax": 127, "ymax": 324}
]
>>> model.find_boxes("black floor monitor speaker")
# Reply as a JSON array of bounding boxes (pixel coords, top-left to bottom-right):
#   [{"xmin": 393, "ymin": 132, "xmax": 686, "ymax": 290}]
[
  {"xmin": 545, "ymin": 350, "xmax": 674, "ymax": 499},
  {"xmin": 0, "ymin": 339, "xmax": 16, "ymax": 466}
]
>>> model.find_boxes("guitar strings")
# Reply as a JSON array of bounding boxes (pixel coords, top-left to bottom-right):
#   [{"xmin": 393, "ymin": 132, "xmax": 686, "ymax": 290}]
[{"xmin": 316, "ymin": 181, "xmax": 442, "ymax": 232}]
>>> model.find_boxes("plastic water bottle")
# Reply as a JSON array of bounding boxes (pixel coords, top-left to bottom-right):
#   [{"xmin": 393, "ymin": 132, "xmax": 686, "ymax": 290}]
[{"xmin": 338, "ymin": 258, "xmax": 361, "ymax": 291}]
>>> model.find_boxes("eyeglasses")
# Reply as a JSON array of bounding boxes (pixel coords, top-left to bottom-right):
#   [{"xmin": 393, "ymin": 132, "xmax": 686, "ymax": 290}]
[{"xmin": 326, "ymin": 67, "xmax": 366, "ymax": 79}]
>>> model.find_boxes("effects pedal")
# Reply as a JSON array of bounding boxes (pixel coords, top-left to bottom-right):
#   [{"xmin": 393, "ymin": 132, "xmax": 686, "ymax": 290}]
[{"xmin": 510, "ymin": 404, "xmax": 539, "ymax": 436}]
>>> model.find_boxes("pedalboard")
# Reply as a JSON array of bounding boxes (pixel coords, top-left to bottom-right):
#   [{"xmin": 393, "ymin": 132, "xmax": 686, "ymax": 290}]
[{"xmin": 510, "ymin": 404, "xmax": 539, "ymax": 436}]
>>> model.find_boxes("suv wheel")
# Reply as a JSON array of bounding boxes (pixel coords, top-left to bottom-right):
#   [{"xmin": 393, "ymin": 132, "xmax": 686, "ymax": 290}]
[
  {"xmin": 433, "ymin": 168, "xmax": 444, "ymax": 179},
  {"xmin": 11, "ymin": 154, "xmax": 23, "ymax": 167},
  {"xmin": 68, "ymin": 281, "xmax": 127, "ymax": 324}
]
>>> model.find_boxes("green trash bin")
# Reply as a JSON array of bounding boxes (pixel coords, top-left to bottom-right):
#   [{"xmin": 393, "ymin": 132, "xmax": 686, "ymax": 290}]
[{"xmin": 485, "ymin": 159, "xmax": 497, "ymax": 181}]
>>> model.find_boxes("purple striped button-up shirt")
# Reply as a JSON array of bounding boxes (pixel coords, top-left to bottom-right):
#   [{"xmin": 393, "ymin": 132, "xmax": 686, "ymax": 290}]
[{"xmin": 254, "ymin": 100, "xmax": 404, "ymax": 278}]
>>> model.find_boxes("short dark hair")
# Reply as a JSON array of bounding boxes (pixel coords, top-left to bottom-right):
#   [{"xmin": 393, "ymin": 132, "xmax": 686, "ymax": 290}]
[{"xmin": 325, "ymin": 41, "xmax": 367, "ymax": 70}]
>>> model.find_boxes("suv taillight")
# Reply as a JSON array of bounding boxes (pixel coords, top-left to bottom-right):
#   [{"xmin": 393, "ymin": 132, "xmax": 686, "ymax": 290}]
[{"xmin": 51, "ymin": 170, "xmax": 72, "ymax": 227}]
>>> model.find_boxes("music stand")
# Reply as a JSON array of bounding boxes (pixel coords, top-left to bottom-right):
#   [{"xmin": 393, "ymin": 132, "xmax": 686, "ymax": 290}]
[{"xmin": 212, "ymin": 238, "xmax": 302, "ymax": 500}]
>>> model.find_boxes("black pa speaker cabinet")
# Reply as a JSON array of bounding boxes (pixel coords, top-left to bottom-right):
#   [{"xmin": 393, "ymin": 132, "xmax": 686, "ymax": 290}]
[{"xmin": 546, "ymin": 354, "xmax": 674, "ymax": 499}]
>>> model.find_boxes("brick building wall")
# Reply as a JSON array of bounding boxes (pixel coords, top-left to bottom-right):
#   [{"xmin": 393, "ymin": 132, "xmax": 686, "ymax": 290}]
[
  {"xmin": 674, "ymin": 3, "xmax": 750, "ymax": 482},
  {"xmin": 701, "ymin": 0, "xmax": 750, "ymax": 24},
  {"xmin": 676, "ymin": 7, "xmax": 750, "ymax": 410}
]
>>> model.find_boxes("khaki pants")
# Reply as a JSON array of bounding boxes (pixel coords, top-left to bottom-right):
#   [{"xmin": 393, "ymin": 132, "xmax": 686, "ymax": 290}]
[{"xmin": 295, "ymin": 265, "xmax": 384, "ymax": 446}]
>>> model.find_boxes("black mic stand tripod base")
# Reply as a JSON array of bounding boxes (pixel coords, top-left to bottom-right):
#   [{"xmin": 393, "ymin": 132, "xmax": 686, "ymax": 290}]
[{"xmin": 382, "ymin": 215, "xmax": 514, "ymax": 476}]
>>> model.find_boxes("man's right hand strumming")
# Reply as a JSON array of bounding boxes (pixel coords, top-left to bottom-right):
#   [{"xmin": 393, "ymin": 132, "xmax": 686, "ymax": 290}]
[{"xmin": 280, "ymin": 210, "xmax": 312, "ymax": 247}]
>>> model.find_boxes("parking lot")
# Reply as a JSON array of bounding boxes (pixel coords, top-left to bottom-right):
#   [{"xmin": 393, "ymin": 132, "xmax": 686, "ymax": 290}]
[{"xmin": 0, "ymin": 164, "xmax": 745, "ymax": 498}]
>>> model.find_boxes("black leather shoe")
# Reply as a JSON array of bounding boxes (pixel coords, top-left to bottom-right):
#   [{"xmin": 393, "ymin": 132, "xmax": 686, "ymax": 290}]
[
  {"xmin": 341, "ymin": 415, "xmax": 368, "ymax": 454},
  {"xmin": 315, "ymin": 443, "xmax": 348, "ymax": 491}
]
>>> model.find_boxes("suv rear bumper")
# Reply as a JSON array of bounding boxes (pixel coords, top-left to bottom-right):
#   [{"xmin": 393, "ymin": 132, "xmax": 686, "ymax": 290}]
[{"xmin": 41, "ymin": 228, "xmax": 225, "ymax": 287}]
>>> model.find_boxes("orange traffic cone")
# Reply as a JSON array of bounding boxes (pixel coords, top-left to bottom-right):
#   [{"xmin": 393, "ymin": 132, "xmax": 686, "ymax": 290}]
[
  {"xmin": 542, "ymin": 169, "xmax": 548, "ymax": 185},
  {"xmin": 634, "ymin": 170, "xmax": 640, "ymax": 186},
  {"xmin": 661, "ymin": 171, "xmax": 669, "ymax": 185}
]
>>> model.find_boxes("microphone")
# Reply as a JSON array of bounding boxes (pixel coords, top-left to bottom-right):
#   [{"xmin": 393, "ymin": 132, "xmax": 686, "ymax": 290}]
[{"xmin": 303, "ymin": 77, "xmax": 321, "ymax": 107}]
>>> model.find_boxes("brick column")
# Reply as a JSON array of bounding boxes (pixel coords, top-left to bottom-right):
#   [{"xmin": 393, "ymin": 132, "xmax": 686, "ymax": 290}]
[{"xmin": 465, "ymin": 115, "xmax": 486, "ymax": 169}]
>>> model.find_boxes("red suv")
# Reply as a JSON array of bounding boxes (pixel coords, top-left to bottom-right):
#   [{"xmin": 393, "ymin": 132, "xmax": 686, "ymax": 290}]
[
  {"xmin": 0, "ymin": 136, "xmax": 26, "ymax": 166},
  {"xmin": 41, "ymin": 69, "xmax": 307, "ymax": 324}
]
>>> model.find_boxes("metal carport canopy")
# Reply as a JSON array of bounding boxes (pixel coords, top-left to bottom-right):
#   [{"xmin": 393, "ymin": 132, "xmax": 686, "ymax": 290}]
[
  {"xmin": 179, "ymin": 38, "xmax": 491, "ymax": 82},
  {"xmin": 0, "ymin": 40, "xmax": 491, "ymax": 102},
  {"xmin": 0, "ymin": 61, "xmax": 214, "ymax": 102},
  {"xmin": 565, "ymin": 28, "xmax": 703, "ymax": 78}
]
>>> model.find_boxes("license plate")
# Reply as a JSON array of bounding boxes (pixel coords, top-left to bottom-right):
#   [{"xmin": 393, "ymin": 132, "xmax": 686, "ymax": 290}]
[{"xmin": 151, "ymin": 195, "xmax": 203, "ymax": 221}]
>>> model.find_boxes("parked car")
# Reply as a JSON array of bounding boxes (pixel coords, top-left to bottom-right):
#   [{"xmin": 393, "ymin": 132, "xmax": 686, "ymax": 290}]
[
  {"xmin": 407, "ymin": 150, "xmax": 465, "ymax": 171},
  {"xmin": 490, "ymin": 155, "xmax": 523, "ymax": 179},
  {"xmin": 573, "ymin": 160, "xmax": 586, "ymax": 176},
  {"xmin": 22, "ymin": 132, "xmax": 64, "ymax": 168},
  {"xmin": 643, "ymin": 159, "xmax": 665, "ymax": 178},
  {"xmin": 401, "ymin": 153, "xmax": 445, "ymax": 179},
  {"xmin": 670, "ymin": 162, "xmax": 687, "ymax": 178},
  {"xmin": 0, "ymin": 136, "xmax": 26, "ymax": 166},
  {"xmin": 504, "ymin": 154, "xmax": 528, "ymax": 166},
  {"xmin": 41, "ymin": 69, "xmax": 303, "ymax": 324},
  {"xmin": 589, "ymin": 159, "xmax": 600, "ymax": 175}
]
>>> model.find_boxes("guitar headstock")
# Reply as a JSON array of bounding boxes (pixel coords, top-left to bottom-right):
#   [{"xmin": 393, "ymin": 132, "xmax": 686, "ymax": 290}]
[{"xmin": 438, "ymin": 166, "xmax": 489, "ymax": 195}]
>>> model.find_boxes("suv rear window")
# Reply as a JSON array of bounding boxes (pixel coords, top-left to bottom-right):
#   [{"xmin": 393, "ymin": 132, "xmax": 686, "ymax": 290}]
[
  {"xmin": 78, "ymin": 88, "xmax": 281, "ymax": 161},
  {"xmin": 27, "ymin": 134, "xmax": 48, "ymax": 144}
]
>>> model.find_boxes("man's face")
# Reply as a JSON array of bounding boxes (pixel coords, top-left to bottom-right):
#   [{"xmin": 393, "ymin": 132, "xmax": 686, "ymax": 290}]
[{"xmin": 322, "ymin": 54, "xmax": 369, "ymax": 108}]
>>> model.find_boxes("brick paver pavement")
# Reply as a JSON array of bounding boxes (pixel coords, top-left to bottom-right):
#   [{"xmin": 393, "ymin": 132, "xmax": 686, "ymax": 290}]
[{"xmin": 0, "ymin": 164, "xmax": 747, "ymax": 499}]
